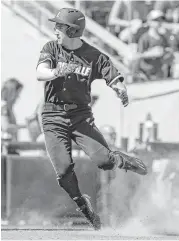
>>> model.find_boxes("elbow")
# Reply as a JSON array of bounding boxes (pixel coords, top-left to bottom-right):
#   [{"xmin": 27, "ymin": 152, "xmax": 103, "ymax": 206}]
[
  {"xmin": 36, "ymin": 70, "xmax": 43, "ymax": 81},
  {"xmin": 37, "ymin": 76, "xmax": 42, "ymax": 81},
  {"xmin": 36, "ymin": 64, "xmax": 53, "ymax": 81}
]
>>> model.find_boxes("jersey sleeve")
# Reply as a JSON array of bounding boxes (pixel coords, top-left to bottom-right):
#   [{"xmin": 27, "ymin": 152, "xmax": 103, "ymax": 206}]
[
  {"xmin": 96, "ymin": 53, "xmax": 124, "ymax": 86},
  {"xmin": 37, "ymin": 41, "xmax": 55, "ymax": 68}
]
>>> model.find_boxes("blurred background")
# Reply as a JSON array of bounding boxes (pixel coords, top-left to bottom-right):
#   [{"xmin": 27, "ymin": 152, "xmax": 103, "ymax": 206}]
[{"xmin": 1, "ymin": 0, "xmax": 179, "ymax": 236}]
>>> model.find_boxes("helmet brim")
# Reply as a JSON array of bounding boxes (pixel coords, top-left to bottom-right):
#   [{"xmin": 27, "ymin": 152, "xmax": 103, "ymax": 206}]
[{"xmin": 48, "ymin": 18, "xmax": 80, "ymax": 29}]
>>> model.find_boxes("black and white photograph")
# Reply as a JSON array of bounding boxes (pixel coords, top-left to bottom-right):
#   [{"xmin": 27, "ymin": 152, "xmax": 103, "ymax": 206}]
[{"xmin": 1, "ymin": 0, "xmax": 179, "ymax": 240}]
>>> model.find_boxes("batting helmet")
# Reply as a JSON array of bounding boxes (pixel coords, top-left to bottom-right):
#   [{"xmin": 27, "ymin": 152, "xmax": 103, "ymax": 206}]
[{"xmin": 48, "ymin": 8, "xmax": 86, "ymax": 38}]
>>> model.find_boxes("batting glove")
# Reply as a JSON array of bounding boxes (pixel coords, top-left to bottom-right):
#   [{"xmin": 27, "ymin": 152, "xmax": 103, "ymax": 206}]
[
  {"xmin": 54, "ymin": 62, "xmax": 78, "ymax": 77},
  {"xmin": 111, "ymin": 82, "xmax": 129, "ymax": 107}
]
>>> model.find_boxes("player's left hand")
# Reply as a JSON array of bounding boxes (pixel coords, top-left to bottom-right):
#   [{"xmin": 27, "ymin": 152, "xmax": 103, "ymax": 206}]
[{"xmin": 112, "ymin": 82, "xmax": 129, "ymax": 107}]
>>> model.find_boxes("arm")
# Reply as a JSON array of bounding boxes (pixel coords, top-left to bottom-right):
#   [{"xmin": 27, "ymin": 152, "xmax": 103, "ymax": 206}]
[
  {"xmin": 36, "ymin": 61, "xmax": 59, "ymax": 82},
  {"xmin": 36, "ymin": 42, "xmax": 57, "ymax": 81},
  {"xmin": 138, "ymin": 46, "xmax": 165, "ymax": 59},
  {"xmin": 108, "ymin": 0, "xmax": 129, "ymax": 27},
  {"xmin": 108, "ymin": 78, "xmax": 129, "ymax": 107},
  {"xmin": 96, "ymin": 54, "xmax": 129, "ymax": 107},
  {"xmin": 37, "ymin": 61, "xmax": 78, "ymax": 81},
  {"xmin": 36, "ymin": 41, "xmax": 71, "ymax": 81}
]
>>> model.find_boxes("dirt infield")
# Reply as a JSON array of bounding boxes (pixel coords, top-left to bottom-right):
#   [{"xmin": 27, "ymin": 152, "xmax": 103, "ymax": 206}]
[{"xmin": 1, "ymin": 228, "xmax": 179, "ymax": 240}]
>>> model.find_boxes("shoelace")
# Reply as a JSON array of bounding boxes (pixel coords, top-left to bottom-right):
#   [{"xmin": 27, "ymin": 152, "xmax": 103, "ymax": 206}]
[{"xmin": 120, "ymin": 154, "xmax": 138, "ymax": 173}]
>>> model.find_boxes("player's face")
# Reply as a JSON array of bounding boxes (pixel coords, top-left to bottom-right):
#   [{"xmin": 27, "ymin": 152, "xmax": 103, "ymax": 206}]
[{"xmin": 54, "ymin": 23, "xmax": 69, "ymax": 43}]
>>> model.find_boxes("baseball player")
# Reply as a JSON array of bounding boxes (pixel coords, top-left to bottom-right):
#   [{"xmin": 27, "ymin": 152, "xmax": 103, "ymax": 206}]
[{"xmin": 36, "ymin": 8, "xmax": 147, "ymax": 230}]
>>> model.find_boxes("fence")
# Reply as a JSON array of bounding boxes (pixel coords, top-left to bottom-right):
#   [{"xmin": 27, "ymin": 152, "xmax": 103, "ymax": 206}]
[{"xmin": 1, "ymin": 140, "xmax": 101, "ymax": 227}]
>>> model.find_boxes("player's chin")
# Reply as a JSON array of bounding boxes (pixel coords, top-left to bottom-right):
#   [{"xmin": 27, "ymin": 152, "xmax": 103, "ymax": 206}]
[{"xmin": 57, "ymin": 38, "xmax": 62, "ymax": 44}]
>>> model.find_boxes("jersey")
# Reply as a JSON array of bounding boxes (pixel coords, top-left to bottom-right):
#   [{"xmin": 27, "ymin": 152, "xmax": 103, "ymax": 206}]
[{"xmin": 37, "ymin": 40, "xmax": 123, "ymax": 105}]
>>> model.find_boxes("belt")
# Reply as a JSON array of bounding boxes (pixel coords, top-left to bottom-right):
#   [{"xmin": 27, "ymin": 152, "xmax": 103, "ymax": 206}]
[{"xmin": 44, "ymin": 103, "xmax": 86, "ymax": 112}]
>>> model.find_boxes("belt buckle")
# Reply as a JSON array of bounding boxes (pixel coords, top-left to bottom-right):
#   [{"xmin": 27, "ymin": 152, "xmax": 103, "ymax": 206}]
[{"xmin": 64, "ymin": 104, "xmax": 70, "ymax": 111}]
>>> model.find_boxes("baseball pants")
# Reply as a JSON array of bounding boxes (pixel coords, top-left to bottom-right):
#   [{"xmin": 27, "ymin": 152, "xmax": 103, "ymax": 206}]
[{"xmin": 42, "ymin": 103, "xmax": 116, "ymax": 178}]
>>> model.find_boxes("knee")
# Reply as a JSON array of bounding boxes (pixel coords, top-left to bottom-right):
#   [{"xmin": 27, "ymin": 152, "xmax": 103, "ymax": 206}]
[
  {"xmin": 49, "ymin": 151, "xmax": 73, "ymax": 177},
  {"xmin": 56, "ymin": 163, "xmax": 75, "ymax": 184},
  {"xmin": 56, "ymin": 163, "xmax": 75, "ymax": 180}
]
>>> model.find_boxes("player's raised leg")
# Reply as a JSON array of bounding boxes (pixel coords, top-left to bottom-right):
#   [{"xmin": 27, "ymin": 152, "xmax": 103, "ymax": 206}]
[
  {"xmin": 72, "ymin": 114, "xmax": 147, "ymax": 176},
  {"xmin": 70, "ymin": 113, "xmax": 145, "ymax": 229}
]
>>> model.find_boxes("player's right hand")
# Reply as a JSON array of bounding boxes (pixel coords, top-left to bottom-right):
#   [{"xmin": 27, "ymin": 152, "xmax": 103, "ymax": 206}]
[
  {"xmin": 117, "ymin": 89, "xmax": 129, "ymax": 107},
  {"xmin": 111, "ymin": 82, "xmax": 129, "ymax": 107},
  {"xmin": 65, "ymin": 63, "xmax": 78, "ymax": 73},
  {"xmin": 53, "ymin": 62, "xmax": 64, "ymax": 77},
  {"xmin": 54, "ymin": 62, "xmax": 78, "ymax": 77}
]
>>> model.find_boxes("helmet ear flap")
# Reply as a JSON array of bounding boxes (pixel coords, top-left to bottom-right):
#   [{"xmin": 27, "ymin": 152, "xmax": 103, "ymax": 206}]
[{"xmin": 66, "ymin": 26, "xmax": 77, "ymax": 38}]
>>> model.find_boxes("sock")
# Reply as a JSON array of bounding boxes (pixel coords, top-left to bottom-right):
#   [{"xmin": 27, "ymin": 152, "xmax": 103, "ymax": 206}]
[
  {"xmin": 57, "ymin": 166, "xmax": 85, "ymax": 207},
  {"xmin": 57, "ymin": 171, "xmax": 81, "ymax": 198}
]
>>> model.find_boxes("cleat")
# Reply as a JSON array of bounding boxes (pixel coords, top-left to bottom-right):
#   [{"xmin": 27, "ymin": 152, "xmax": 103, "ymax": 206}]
[
  {"xmin": 113, "ymin": 151, "xmax": 148, "ymax": 175},
  {"xmin": 76, "ymin": 194, "xmax": 101, "ymax": 230}
]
